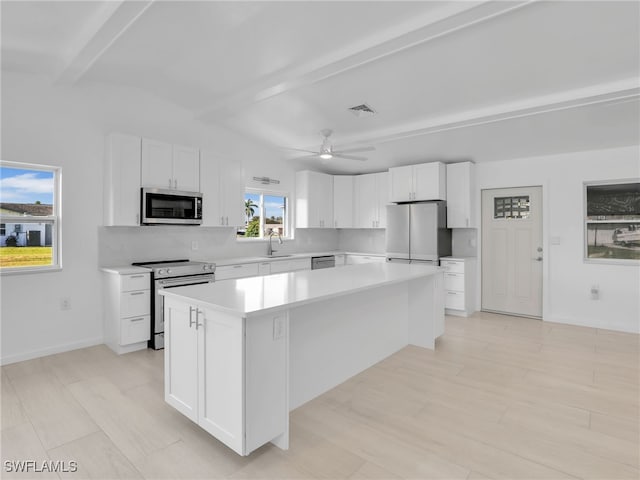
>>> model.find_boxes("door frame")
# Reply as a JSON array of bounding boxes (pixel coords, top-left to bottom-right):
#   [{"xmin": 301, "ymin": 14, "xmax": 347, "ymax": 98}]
[{"xmin": 477, "ymin": 183, "xmax": 549, "ymax": 320}]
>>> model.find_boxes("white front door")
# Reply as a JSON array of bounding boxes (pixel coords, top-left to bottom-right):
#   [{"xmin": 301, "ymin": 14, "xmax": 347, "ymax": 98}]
[{"xmin": 482, "ymin": 186, "xmax": 543, "ymax": 318}]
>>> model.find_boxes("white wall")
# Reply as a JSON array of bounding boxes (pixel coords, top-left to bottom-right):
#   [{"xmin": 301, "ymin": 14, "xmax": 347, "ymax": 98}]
[
  {"xmin": 476, "ymin": 146, "xmax": 640, "ymax": 333},
  {"xmin": 0, "ymin": 71, "xmax": 306, "ymax": 364}
]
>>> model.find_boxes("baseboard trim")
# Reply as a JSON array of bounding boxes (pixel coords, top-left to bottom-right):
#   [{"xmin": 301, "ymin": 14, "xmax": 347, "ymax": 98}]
[
  {"xmin": 543, "ymin": 315, "xmax": 640, "ymax": 335},
  {"xmin": 0, "ymin": 336, "xmax": 104, "ymax": 366}
]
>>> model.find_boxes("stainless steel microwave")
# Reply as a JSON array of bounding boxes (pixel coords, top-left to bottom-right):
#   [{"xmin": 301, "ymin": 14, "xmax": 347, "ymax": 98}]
[{"xmin": 141, "ymin": 188, "xmax": 202, "ymax": 225}]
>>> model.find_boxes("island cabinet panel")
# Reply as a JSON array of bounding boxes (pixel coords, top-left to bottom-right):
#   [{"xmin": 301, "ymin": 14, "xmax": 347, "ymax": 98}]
[
  {"xmin": 164, "ymin": 297, "xmax": 287, "ymax": 456},
  {"xmin": 198, "ymin": 308, "xmax": 244, "ymax": 453},
  {"xmin": 165, "ymin": 301, "xmax": 199, "ymax": 422}
]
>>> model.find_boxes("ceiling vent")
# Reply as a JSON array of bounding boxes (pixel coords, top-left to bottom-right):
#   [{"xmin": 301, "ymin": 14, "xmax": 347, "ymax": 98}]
[{"xmin": 348, "ymin": 103, "xmax": 377, "ymax": 117}]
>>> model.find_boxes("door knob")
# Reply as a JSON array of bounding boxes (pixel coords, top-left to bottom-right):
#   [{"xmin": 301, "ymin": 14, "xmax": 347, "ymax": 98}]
[{"xmin": 533, "ymin": 257, "xmax": 543, "ymax": 262}]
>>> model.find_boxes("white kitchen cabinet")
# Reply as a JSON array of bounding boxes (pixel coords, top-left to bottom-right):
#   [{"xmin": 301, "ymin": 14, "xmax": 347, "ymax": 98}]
[
  {"xmin": 164, "ymin": 297, "xmax": 287, "ymax": 456},
  {"xmin": 141, "ymin": 138, "xmax": 200, "ymax": 191},
  {"xmin": 104, "ymin": 133, "xmax": 142, "ymax": 226},
  {"xmin": 215, "ymin": 263, "xmax": 260, "ymax": 281},
  {"xmin": 295, "ymin": 171, "xmax": 333, "ymax": 228},
  {"xmin": 164, "ymin": 301, "xmax": 245, "ymax": 452},
  {"xmin": 354, "ymin": 172, "xmax": 388, "ymax": 228},
  {"xmin": 270, "ymin": 257, "xmax": 310, "ymax": 273},
  {"xmin": 441, "ymin": 257, "xmax": 476, "ymax": 316},
  {"xmin": 333, "ymin": 175, "xmax": 354, "ymax": 228},
  {"xmin": 258, "ymin": 262, "xmax": 271, "ymax": 275},
  {"xmin": 446, "ymin": 161, "xmax": 476, "ymax": 228},
  {"xmin": 103, "ymin": 268, "xmax": 151, "ymax": 354},
  {"xmin": 389, "ymin": 162, "xmax": 446, "ymax": 202},
  {"xmin": 345, "ymin": 254, "xmax": 386, "ymax": 265},
  {"xmin": 200, "ymin": 151, "xmax": 245, "ymax": 227}
]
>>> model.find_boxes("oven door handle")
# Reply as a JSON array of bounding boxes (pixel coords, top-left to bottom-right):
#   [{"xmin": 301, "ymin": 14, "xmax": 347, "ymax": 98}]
[{"xmin": 156, "ymin": 275, "xmax": 214, "ymax": 288}]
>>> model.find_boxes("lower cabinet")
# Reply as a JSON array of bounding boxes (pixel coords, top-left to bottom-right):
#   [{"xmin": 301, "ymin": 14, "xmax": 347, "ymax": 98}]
[
  {"xmin": 441, "ymin": 257, "xmax": 476, "ymax": 317},
  {"xmin": 345, "ymin": 254, "xmax": 386, "ymax": 265},
  {"xmin": 215, "ymin": 263, "xmax": 260, "ymax": 281},
  {"xmin": 103, "ymin": 269, "xmax": 151, "ymax": 354},
  {"xmin": 164, "ymin": 298, "xmax": 287, "ymax": 456},
  {"xmin": 270, "ymin": 258, "xmax": 310, "ymax": 273}
]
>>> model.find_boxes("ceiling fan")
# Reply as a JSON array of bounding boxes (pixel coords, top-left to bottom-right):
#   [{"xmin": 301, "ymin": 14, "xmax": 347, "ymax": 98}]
[{"xmin": 288, "ymin": 129, "xmax": 375, "ymax": 161}]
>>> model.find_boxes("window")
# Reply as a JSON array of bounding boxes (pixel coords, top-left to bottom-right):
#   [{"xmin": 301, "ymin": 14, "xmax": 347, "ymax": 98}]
[
  {"xmin": 494, "ymin": 196, "xmax": 530, "ymax": 219},
  {"xmin": 584, "ymin": 181, "xmax": 640, "ymax": 262},
  {"xmin": 237, "ymin": 189, "xmax": 290, "ymax": 240},
  {"xmin": 0, "ymin": 161, "xmax": 61, "ymax": 272}
]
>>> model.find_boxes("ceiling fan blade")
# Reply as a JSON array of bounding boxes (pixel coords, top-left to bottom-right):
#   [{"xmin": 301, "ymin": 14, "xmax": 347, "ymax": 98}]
[
  {"xmin": 333, "ymin": 153, "xmax": 368, "ymax": 161},
  {"xmin": 282, "ymin": 147, "xmax": 319, "ymax": 154},
  {"xmin": 333, "ymin": 146, "xmax": 376, "ymax": 154},
  {"xmin": 289, "ymin": 153, "xmax": 320, "ymax": 161}
]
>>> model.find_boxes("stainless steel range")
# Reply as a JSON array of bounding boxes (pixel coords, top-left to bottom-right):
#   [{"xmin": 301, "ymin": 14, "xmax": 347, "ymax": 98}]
[{"xmin": 132, "ymin": 259, "xmax": 215, "ymax": 349}]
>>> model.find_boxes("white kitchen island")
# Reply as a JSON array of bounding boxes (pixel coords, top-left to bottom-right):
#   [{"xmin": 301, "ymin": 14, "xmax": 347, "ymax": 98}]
[{"xmin": 160, "ymin": 262, "xmax": 444, "ymax": 456}]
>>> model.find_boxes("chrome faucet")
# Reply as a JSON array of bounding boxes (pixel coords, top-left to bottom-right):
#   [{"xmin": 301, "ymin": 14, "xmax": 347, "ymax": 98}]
[{"xmin": 267, "ymin": 230, "xmax": 283, "ymax": 256}]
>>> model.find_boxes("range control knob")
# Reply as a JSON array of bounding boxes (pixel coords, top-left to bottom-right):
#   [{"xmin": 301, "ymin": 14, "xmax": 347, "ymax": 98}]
[
  {"xmin": 157, "ymin": 269, "xmax": 165, "ymax": 275},
  {"xmin": 166, "ymin": 269, "xmax": 172, "ymax": 275},
  {"xmin": 203, "ymin": 265, "xmax": 208, "ymax": 271}
]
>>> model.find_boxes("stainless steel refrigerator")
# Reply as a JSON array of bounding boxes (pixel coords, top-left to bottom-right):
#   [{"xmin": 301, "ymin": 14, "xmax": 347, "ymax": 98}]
[{"xmin": 385, "ymin": 201, "xmax": 451, "ymax": 265}]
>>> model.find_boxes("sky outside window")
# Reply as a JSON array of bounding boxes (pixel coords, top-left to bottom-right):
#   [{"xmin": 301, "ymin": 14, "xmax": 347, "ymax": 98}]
[{"xmin": 0, "ymin": 167, "xmax": 54, "ymax": 204}]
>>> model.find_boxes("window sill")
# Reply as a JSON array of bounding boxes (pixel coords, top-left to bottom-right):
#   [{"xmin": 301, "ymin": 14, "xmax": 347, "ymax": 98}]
[{"xmin": 0, "ymin": 266, "xmax": 62, "ymax": 276}]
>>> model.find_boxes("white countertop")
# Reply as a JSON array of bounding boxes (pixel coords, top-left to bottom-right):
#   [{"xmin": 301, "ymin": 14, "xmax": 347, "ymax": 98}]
[
  {"xmin": 100, "ymin": 265, "xmax": 151, "ymax": 274},
  {"xmin": 212, "ymin": 251, "xmax": 384, "ymax": 266},
  {"xmin": 161, "ymin": 262, "xmax": 441, "ymax": 317}
]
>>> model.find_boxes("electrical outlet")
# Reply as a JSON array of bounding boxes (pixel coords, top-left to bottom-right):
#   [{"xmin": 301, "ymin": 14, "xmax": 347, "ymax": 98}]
[
  {"xmin": 273, "ymin": 316, "xmax": 285, "ymax": 340},
  {"xmin": 590, "ymin": 285, "xmax": 599, "ymax": 300},
  {"xmin": 60, "ymin": 297, "xmax": 71, "ymax": 310},
  {"xmin": 191, "ymin": 240, "xmax": 198, "ymax": 251}
]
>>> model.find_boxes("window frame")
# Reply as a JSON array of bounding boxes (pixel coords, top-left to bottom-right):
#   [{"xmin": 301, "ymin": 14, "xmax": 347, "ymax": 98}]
[
  {"xmin": 0, "ymin": 161, "xmax": 62, "ymax": 274},
  {"xmin": 237, "ymin": 187, "xmax": 292, "ymax": 241},
  {"xmin": 583, "ymin": 179, "xmax": 640, "ymax": 265}
]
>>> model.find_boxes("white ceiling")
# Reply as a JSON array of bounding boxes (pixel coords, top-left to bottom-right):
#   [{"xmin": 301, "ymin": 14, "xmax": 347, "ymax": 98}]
[{"xmin": 2, "ymin": 1, "xmax": 639, "ymax": 174}]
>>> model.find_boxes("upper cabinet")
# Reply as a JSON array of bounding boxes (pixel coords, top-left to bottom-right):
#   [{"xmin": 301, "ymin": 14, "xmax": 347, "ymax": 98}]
[
  {"xmin": 333, "ymin": 175, "xmax": 354, "ymax": 228},
  {"xmin": 446, "ymin": 161, "xmax": 476, "ymax": 228},
  {"xmin": 141, "ymin": 138, "xmax": 200, "ymax": 192},
  {"xmin": 354, "ymin": 172, "xmax": 388, "ymax": 229},
  {"xmin": 104, "ymin": 133, "xmax": 142, "ymax": 226},
  {"xmin": 295, "ymin": 171, "xmax": 333, "ymax": 228},
  {"xmin": 200, "ymin": 151, "xmax": 245, "ymax": 227},
  {"xmin": 389, "ymin": 162, "xmax": 446, "ymax": 202}
]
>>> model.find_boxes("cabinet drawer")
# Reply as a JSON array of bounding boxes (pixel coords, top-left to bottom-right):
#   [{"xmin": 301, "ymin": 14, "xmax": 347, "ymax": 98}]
[
  {"xmin": 121, "ymin": 290, "xmax": 151, "ymax": 318},
  {"xmin": 441, "ymin": 260, "xmax": 464, "ymax": 273},
  {"xmin": 216, "ymin": 263, "xmax": 260, "ymax": 280},
  {"xmin": 121, "ymin": 273, "xmax": 150, "ymax": 292},
  {"xmin": 445, "ymin": 290, "xmax": 465, "ymax": 310},
  {"xmin": 120, "ymin": 315, "xmax": 150, "ymax": 345},
  {"xmin": 444, "ymin": 272, "xmax": 465, "ymax": 292}
]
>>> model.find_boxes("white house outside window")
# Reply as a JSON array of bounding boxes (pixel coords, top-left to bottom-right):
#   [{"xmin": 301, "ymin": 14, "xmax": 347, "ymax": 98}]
[{"xmin": 0, "ymin": 161, "xmax": 61, "ymax": 273}]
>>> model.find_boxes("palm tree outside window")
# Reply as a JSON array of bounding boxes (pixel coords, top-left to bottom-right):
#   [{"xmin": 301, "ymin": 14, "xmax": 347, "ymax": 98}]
[{"xmin": 238, "ymin": 190, "xmax": 289, "ymax": 239}]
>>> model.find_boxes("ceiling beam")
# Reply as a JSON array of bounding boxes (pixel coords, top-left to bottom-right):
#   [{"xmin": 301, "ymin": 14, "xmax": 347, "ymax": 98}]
[
  {"xmin": 55, "ymin": 1, "xmax": 155, "ymax": 85},
  {"xmin": 195, "ymin": 0, "xmax": 535, "ymax": 123},
  {"xmin": 329, "ymin": 78, "xmax": 640, "ymax": 151}
]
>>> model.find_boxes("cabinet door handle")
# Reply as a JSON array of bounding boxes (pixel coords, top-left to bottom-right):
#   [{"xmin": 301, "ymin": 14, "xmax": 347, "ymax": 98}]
[
  {"xmin": 130, "ymin": 317, "xmax": 145, "ymax": 322},
  {"xmin": 233, "ymin": 265, "xmax": 243, "ymax": 269},
  {"xmin": 174, "ymin": 179, "xmax": 177, "ymax": 189},
  {"xmin": 195, "ymin": 308, "xmax": 204, "ymax": 330},
  {"xmin": 226, "ymin": 216, "xmax": 229, "ymax": 225},
  {"xmin": 130, "ymin": 291, "xmax": 145, "ymax": 296},
  {"xmin": 129, "ymin": 275, "xmax": 145, "ymax": 279},
  {"xmin": 168, "ymin": 179, "xmax": 172, "ymax": 188},
  {"xmin": 189, "ymin": 306, "xmax": 196, "ymax": 328}
]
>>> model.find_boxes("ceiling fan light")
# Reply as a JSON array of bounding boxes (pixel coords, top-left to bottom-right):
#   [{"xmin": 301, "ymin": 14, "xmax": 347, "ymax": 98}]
[{"xmin": 320, "ymin": 153, "xmax": 333, "ymax": 159}]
